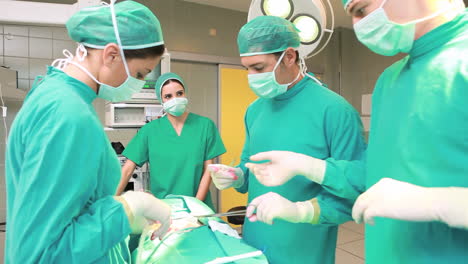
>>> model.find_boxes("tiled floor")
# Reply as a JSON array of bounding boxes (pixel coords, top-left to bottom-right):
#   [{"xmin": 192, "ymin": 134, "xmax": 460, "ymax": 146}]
[
  {"xmin": 336, "ymin": 221, "xmax": 365, "ymax": 264},
  {"xmin": 0, "ymin": 223, "xmax": 364, "ymax": 264}
]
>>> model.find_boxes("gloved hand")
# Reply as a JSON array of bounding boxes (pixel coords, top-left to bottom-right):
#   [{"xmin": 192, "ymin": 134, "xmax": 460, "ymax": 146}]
[
  {"xmin": 115, "ymin": 191, "xmax": 172, "ymax": 237},
  {"xmin": 208, "ymin": 164, "xmax": 244, "ymax": 190},
  {"xmin": 352, "ymin": 178, "xmax": 468, "ymax": 229},
  {"xmin": 245, "ymin": 151, "xmax": 326, "ymax": 186},
  {"xmin": 246, "ymin": 192, "xmax": 315, "ymax": 225}
]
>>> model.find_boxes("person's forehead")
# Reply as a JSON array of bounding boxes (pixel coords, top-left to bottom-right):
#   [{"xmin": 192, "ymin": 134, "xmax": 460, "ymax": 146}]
[
  {"xmin": 241, "ymin": 54, "xmax": 274, "ymax": 67},
  {"xmin": 162, "ymin": 81, "xmax": 184, "ymax": 93}
]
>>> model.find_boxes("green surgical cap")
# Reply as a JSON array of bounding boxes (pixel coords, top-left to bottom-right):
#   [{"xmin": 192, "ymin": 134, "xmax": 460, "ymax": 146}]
[
  {"xmin": 66, "ymin": 0, "xmax": 164, "ymax": 50},
  {"xmin": 237, "ymin": 16, "xmax": 301, "ymax": 57},
  {"xmin": 155, "ymin": 73, "xmax": 186, "ymax": 102},
  {"xmin": 343, "ymin": 0, "xmax": 352, "ymax": 10}
]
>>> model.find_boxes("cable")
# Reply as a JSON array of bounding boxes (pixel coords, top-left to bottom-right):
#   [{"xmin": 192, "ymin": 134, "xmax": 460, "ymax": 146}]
[{"xmin": 0, "ymin": 83, "xmax": 8, "ymax": 145}]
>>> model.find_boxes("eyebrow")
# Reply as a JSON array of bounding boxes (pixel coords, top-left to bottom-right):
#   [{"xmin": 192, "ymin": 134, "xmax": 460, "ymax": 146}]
[{"xmin": 247, "ymin": 63, "xmax": 263, "ymax": 68}]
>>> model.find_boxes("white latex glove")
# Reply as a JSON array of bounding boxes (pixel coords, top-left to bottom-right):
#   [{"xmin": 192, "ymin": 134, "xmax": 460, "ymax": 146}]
[
  {"xmin": 207, "ymin": 164, "xmax": 244, "ymax": 190},
  {"xmin": 353, "ymin": 178, "xmax": 468, "ymax": 229},
  {"xmin": 115, "ymin": 191, "xmax": 172, "ymax": 237},
  {"xmin": 245, "ymin": 151, "xmax": 326, "ymax": 186},
  {"xmin": 246, "ymin": 192, "xmax": 315, "ymax": 225}
]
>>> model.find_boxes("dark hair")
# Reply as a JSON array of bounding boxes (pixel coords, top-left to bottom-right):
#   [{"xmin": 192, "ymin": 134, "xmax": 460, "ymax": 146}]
[
  {"xmin": 123, "ymin": 44, "xmax": 165, "ymax": 59},
  {"xmin": 162, "ymin": 78, "xmax": 184, "ymax": 89},
  {"xmin": 273, "ymin": 50, "xmax": 300, "ymax": 64},
  {"xmin": 84, "ymin": 44, "xmax": 165, "ymax": 59}
]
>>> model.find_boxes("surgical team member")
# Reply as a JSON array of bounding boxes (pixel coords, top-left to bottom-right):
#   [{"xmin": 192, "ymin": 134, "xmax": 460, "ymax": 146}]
[
  {"xmin": 5, "ymin": 1, "xmax": 172, "ymax": 263},
  {"xmin": 209, "ymin": 16, "xmax": 366, "ymax": 264},
  {"xmin": 247, "ymin": 0, "xmax": 468, "ymax": 263},
  {"xmin": 116, "ymin": 72, "xmax": 226, "ymax": 210}
]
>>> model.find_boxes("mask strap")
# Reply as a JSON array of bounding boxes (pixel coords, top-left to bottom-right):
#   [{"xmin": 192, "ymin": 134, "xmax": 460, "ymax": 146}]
[
  {"xmin": 51, "ymin": 44, "xmax": 104, "ymax": 87},
  {"xmin": 300, "ymin": 57, "xmax": 323, "ymax": 86},
  {"xmin": 273, "ymin": 51, "xmax": 287, "ymax": 72},
  {"xmin": 109, "ymin": 0, "xmax": 131, "ymax": 77},
  {"xmin": 52, "ymin": 48, "xmax": 74, "ymax": 70},
  {"xmin": 274, "ymin": 50, "xmax": 301, "ymax": 85},
  {"xmin": 76, "ymin": 44, "xmax": 88, "ymax": 62},
  {"xmin": 379, "ymin": 0, "xmax": 389, "ymax": 9},
  {"xmin": 400, "ymin": 4, "xmax": 454, "ymax": 25}
]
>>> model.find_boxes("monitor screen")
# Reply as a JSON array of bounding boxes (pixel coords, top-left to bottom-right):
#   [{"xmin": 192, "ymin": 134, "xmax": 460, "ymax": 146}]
[{"xmin": 143, "ymin": 62, "xmax": 162, "ymax": 89}]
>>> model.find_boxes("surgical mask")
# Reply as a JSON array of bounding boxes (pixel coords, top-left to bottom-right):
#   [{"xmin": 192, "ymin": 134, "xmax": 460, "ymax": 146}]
[
  {"xmin": 52, "ymin": 2, "xmax": 145, "ymax": 102},
  {"xmin": 247, "ymin": 51, "xmax": 302, "ymax": 99},
  {"xmin": 163, "ymin": 97, "xmax": 188, "ymax": 117},
  {"xmin": 354, "ymin": 0, "xmax": 451, "ymax": 56}
]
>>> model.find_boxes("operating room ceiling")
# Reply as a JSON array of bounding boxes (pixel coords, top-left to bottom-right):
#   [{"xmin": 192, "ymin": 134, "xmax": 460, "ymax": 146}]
[
  {"xmin": 182, "ymin": 0, "xmax": 353, "ymax": 28},
  {"xmin": 15, "ymin": 0, "xmax": 353, "ymax": 28}
]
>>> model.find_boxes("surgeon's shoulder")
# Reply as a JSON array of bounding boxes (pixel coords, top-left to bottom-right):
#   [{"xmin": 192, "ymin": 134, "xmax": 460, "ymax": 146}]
[
  {"xmin": 303, "ymin": 81, "xmax": 355, "ymax": 111},
  {"xmin": 244, "ymin": 98, "xmax": 263, "ymax": 113}
]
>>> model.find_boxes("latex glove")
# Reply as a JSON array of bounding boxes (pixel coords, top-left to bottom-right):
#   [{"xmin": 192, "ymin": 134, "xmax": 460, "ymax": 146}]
[
  {"xmin": 208, "ymin": 164, "xmax": 244, "ymax": 190},
  {"xmin": 245, "ymin": 151, "xmax": 326, "ymax": 187},
  {"xmin": 115, "ymin": 191, "xmax": 172, "ymax": 237},
  {"xmin": 352, "ymin": 178, "xmax": 468, "ymax": 229},
  {"xmin": 246, "ymin": 192, "xmax": 315, "ymax": 225}
]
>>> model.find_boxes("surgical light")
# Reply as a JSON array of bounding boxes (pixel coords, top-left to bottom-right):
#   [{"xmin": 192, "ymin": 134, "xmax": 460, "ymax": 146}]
[
  {"xmin": 248, "ymin": 0, "xmax": 335, "ymax": 58},
  {"xmin": 293, "ymin": 15, "xmax": 320, "ymax": 44},
  {"xmin": 261, "ymin": 0, "xmax": 294, "ymax": 19}
]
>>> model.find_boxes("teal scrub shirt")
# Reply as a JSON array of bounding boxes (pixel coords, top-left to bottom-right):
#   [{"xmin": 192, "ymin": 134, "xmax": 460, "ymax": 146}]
[
  {"xmin": 237, "ymin": 74, "xmax": 367, "ymax": 264},
  {"xmin": 5, "ymin": 67, "xmax": 132, "ymax": 263},
  {"xmin": 323, "ymin": 10, "xmax": 468, "ymax": 264},
  {"xmin": 123, "ymin": 113, "xmax": 226, "ymax": 209}
]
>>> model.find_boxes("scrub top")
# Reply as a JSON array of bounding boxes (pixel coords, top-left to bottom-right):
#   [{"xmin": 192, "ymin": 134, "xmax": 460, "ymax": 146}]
[
  {"xmin": 123, "ymin": 113, "xmax": 226, "ymax": 209},
  {"xmin": 365, "ymin": 11, "xmax": 468, "ymax": 264},
  {"xmin": 5, "ymin": 67, "xmax": 131, "ymax": 263},
  {"xmin": 237, "ymin": 74, "xmax": 367, "ymax": 264},
  {"xmin": 324, "ymin": 10, "xmax": 468, "ymax": 264}
]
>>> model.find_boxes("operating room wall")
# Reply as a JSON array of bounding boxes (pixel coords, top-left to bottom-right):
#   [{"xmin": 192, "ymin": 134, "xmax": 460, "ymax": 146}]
[{"xmin": 140, "ymin": 0, "xmax": 247, "ymax": 58}]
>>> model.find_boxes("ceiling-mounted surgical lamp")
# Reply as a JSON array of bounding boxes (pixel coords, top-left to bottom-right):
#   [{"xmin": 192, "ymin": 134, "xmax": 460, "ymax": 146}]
[
  {"xmin": 248, "ymin": 0, "xmax": 335, "ymax": 59},
  {"xmin": 261, "ymin": 0, "xmax": 294, "ymax": 19}
]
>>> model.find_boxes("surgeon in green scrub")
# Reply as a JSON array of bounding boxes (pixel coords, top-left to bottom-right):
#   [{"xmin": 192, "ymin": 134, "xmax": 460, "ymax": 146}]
[
  {"xmin": 246, "ymin": 0, "xmax": 468, "ymax": 263},
  {"xmin": 116, "ymin": 72, "xmax": 226, "ymax": 210},
  {"xmin": 5, "ymin": 1, "xmax": 173, "ymax": 263},
  {"xmin": 209, "ymin": 16, "xmax": 367, "ymax": 264}
]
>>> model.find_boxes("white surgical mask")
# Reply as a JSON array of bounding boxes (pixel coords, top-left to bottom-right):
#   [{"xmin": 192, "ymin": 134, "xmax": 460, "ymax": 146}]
[
  {"xmin": 52, "ymin": 2, "xmax": 145, "ymax": 102},
  {"xmin": 163, "ymin": 97, "xmax": 188, "ymax": 116},
  {"xmin": 354, "ymin": 0, "xmax": 453, "ymax": 56}
]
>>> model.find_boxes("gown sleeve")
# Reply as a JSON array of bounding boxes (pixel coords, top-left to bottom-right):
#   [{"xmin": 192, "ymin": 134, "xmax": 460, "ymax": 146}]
[
  {"xmin": 315, "ymin": 102, "xmax": 367, "ymax": 225},
  {"xmin": 122, "ymin": 125, "xmax": 149, "ymax": 166},
  {"xmin": 204, "ymin": 118, "xmax": 227, "ymax": 160},
  {"xmin": 235, "ymin": 107, "xmax": 252, "ymax": 194},
  {"xmin": 11, "ymin": 107, "xmax": 131, "ymax": 263}
]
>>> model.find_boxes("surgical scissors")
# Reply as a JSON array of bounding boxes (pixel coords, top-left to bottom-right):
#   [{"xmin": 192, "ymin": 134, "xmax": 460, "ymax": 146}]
[{"xmin": 192, "ymin": 209, "xmax": 247, "ymax": 219}]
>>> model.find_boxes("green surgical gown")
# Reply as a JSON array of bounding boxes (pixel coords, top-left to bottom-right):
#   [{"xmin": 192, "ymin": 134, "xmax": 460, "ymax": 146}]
[
  {"xmin": 5, "ymin": 67, "xmax": 132, "ymax": 263},
  {"xmin": 237, "ymin": 74, "xmax": 367, "ymax": 264},
  {"xmin": 123, "ymin": 113, "xmax": 226, "ymax": 209},
  {"xmin": 324, "ymin": 10, "xmax": 468, "ymax": 264}
]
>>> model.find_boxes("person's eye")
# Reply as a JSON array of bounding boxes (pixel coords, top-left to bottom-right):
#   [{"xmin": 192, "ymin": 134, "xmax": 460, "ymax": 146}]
[
  {"xmin": 136, "ymin": 72, "xmax": 144, "ymax": 80},
  {"xmin": 356, "ymin": 7, "xmax": 366, "ymax": 16},
  {"xmin": 176, "ymin": 91, "xmax": 184, "ymax": 96},
  {"xmin": 254, "ymin": 66, "xmax": 264, "ymax": 71},
  {"xmin": 164, "ymin": 94, "xmax": 172, "ymax": 99}
]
